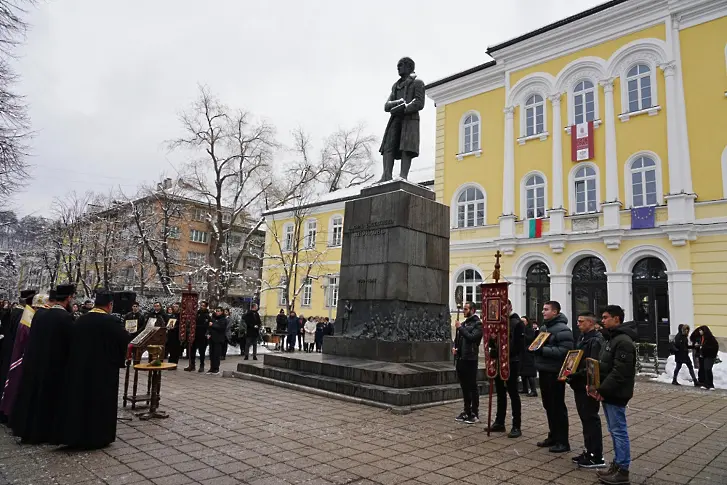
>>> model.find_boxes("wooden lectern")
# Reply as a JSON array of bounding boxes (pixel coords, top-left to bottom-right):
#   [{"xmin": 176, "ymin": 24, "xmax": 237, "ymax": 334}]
[{"xmin": 123, "ymin": 325, "xmax": 167, "ymax": 409}]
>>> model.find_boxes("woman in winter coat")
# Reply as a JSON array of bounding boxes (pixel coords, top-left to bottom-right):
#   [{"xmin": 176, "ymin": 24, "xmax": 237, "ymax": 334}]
[
  {"xmin": 520, "ymin": 316, "xmax": 538, "ymax": 397},
  {"xmin": 286, "ymin": 311, "xmax": 298, "ymax": 352},
  {"xmin": 304, "ymin": 317, "xmax": 317, "ymax": 352},
  {"xmin": 672, "ymin": 324, "xmax": 698, "ymax": 386},
  {"xmin": 314, "ymin": 319, "xmax": 326, "ymax": 352},
  {"xmin": 690, "ymin": 325, "xmax": 719, "ymax": 390}
]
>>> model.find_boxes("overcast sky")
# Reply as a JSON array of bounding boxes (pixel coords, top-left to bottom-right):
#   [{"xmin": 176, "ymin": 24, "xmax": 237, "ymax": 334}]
[{"xmin": 11, "ymin": 0, "xmax": 603, "ymax": 216}]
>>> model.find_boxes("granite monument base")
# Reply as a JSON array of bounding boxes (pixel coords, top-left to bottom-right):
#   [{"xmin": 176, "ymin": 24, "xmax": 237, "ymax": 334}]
[
  {"xmin": 322, "ymin": 336, "xmax": 451, "ymax": 363},
  {"xmin": 232, "ymin": 352, "xmax": 488, "ymax": 414}
]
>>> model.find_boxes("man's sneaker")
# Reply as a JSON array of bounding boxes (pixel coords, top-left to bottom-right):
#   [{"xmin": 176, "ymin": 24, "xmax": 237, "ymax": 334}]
[
  {"xmin": 486, "ymin": 422, "xmax": 506, "ymax": 432},
  {"xmin": 455, "ymin": 412, "xmax": 468, "ymax": 422},
  {"xmin": 206, "ymin": 370, "xmax": 220, "ymax": 375},
  {"xmin": 572, "ymin": 450, "xmax": 587, "ymax": 464},
  {"xmin": 463, "ymin": 414, "xmax": 480, "ymax": 424},
  {"xmin": 577, "ymin": 453, "xmax": 607, "ymax": 469}
]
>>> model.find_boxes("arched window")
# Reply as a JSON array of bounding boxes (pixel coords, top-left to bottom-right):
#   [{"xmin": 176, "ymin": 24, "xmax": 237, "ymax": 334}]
[
  {"xmin": 574, "ymin": 165, "xmax": 597, "ymax": 214},
  {"xmin": 456, "ymin": 186, "xmax": 486, "ymax": 228},
  {"xmin": 461, "ymin": 112, "xmax": 480, "ymax": 154},
  {"xmin": 626, "ymin": 64, "xmax": 652, "ymax": 113},
  {"xmin": 630, "ymin": 156, "xmax": 658, "ymax": 208},
  {"xmin": 525, "ymin": 94, "xmax": 545, "ymax": 136},
  {"xmin": 573, "ymin": 80, "xmax": 595, "ymax": 124},
  {"xmin": 524, "ymin": 174, "xmax": 546, "ymax": 219},
  {"xmin": 455, "ymin": 268, "xmax": 484, "ymax": 307},
  {"xmin": 329, "ymin": 215, "xmax": 343, "ymax": 247}
]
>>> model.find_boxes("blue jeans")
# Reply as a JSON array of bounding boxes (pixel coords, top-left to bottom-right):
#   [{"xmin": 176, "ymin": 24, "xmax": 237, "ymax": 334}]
[{"xmin": 603, "ymin": 403, "xmax": 630, "ymax": 469}]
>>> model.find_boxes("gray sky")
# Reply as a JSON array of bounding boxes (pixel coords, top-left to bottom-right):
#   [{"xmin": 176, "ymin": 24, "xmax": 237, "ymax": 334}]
[{"xmin": 12, "ymin": 0, "xmax": 602, "ymax": 216}]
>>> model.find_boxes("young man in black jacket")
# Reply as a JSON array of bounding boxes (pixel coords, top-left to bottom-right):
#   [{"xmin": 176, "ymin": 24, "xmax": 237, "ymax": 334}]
[
  {"xmin": 568, "ymin": 311, "xmax": 606, "ymax": 469},
  {"xmin": 207, "ymin": 307, "xmax": 228, "ymax": 375},
  {"xmin": 185, "ymin": 301, "xmax": 212, "ymax": 373},
  {"xmin": 487, "ymin": 300, "xmax": 524, "ymax": 438},
  {"xmin": 531, "ymin": 300, "xmax": 574, "ymax": 453},
  {"xmin": 243, "ymin": 303, "xmax": 262, "ymax": 360},
  {"xmin": 593, "ymin": 305, "xmax": 637, "ymax": 485},
  {"xmin": 453, "ymin": 301, "xmax": 482, "ymax": 425}
]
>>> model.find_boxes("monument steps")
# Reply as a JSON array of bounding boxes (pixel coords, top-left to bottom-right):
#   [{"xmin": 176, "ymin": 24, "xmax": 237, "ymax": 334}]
[{"xmin": 231, "ymin": 353, "xmax": 488, "ymax": 414}]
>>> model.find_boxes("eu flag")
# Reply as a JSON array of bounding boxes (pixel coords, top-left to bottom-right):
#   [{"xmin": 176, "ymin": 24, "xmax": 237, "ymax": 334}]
[{"xmin": 631, "ymin": 206, "xmax": 655, "ymax": 229}]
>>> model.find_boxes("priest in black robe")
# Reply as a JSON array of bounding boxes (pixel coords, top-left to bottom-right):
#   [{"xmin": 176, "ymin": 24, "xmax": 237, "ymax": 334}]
[
  {"xmin": 10, "ymin": 285, "xmax": 76, "ymax": 444},
  {"xmin": 0, "ymin": 290, "xmax": 36, "ymax": 422},
  {"xmin": 61, "ymin": 290, "xmax": 128, "ymax": 449}
]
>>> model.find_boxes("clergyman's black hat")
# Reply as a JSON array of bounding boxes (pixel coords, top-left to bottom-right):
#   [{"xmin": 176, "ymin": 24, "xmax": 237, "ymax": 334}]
[
  {"xmin": 20, "ymin": 289, "xmax": 37, "ymax": 299},
  {"xmin": 55, "ymin": 284, "xmax": 76, "ymax": 300},
  {"xmin": 94, "ymin": 290, "xmax": 114, "ymax": 307},
  {"xmin": 48, "ymin": 289, "xmax": 57, "ymax": 301}
]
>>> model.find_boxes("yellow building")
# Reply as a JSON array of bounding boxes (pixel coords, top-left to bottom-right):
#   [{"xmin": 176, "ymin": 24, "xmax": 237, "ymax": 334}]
[
  {"xmin": 259, "ymin": 172, "xmax": 434, "ymax": 323},
  {"xmin": 426, "ymin": 0, "xmax": 727, "ymax": 346}
]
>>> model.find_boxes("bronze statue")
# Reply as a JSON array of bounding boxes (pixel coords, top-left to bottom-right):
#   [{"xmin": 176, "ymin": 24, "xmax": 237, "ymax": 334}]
[{"xmin": 379, "ymin": 57, "xmax": 425, "ymax": 181}]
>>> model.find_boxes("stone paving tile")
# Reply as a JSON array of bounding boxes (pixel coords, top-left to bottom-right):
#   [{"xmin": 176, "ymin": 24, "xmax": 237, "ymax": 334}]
[{"xmin": 2, "ymin": 356, "xmax": 727, "ymax": 485}]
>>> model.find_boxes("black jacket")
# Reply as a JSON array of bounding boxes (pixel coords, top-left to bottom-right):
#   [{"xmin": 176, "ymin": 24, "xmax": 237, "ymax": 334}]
[
  {"xmin": 534, "ymin": 313, "xmax": 574, "ymax": 373},
  {"xmin": 275, "ymin": 313, "xmax": 287, "ymax": 332},
  {"xmin": 196, "ymin": 309, "xmax": 212, "ymax": 334},
  {"xmin": 520, "ymin": 324, "xmax": 538, "ymax": 377},
  {"xmin": 146, "ymin": 311, "xmax": 168, "ymax": 328},
  {"xmin": 672, "ymin": 327, "xmax": 692, "ymax": 364},
  {"xmin": 123, "ymin": 311, "xmax": 145, "ymax": 341},
  {"xmin": 691, "ymin": 326, "xmax": 719, "ymax": 359},
  {"xmin": 598, "ymin": 322, "xmax": 638, "ymax": 406},
  {"xmin": 244, "ymin": 310, "xmax": 262, "ymax": 339},
  {"xmin": 489, "ymin": 313, "xmax": 525, "ymax": 363},
  {"xmin": 454, "ymin": 314, "xmax": 482, "ymax": 361},
  {"xmin": 208, "ymin": 314, "xmax": 228, "ymax": 344},
  {"xmin": 568, "ymin": 329, "xmax": 604, "ymax": 391}
]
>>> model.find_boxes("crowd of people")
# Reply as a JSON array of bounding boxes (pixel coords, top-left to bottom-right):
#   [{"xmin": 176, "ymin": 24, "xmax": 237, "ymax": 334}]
[
  {"xmin": 671, "ymin": 323, "xmax": 720, "ymax": 389},
  {"xmin": 275, "ymin": 309, "xmax": 334, "ymax": 353},
  {"xmin": 0, "ymin": 287, "xmax": 128, "ymax": 450},
  {"xmin": 453, "ymin": 300, "xmax": 638, "ymax": 485}
]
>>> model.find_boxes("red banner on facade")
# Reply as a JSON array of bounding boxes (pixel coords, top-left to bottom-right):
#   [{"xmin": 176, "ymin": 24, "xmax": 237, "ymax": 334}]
[
  {"xmin": 481, "ymin": 282, "xmax": 510, "ymax": 380},
  {"xmin": 571, "ymin": 121, "xmax": 594, "ymax": 162}
]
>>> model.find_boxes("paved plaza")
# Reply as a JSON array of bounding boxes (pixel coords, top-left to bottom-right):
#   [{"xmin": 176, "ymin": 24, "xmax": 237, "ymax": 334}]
[{"xmin": 1, "ymin": 356, "xmax": 727, "ymax": 485}]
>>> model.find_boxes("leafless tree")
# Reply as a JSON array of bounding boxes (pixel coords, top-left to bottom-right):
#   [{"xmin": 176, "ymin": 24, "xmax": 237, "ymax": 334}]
[
  {"xmin": 169, "ymin": 85, "xmax": 280, "ymax": 305},
  {"xmin": 51, "ymin": 191, "xmax": 94, "ymax": 296},
  {"xmin": 320, "ymin": 124, "xmax": 377, "ymax": 192},
  {"xmin": 0, "ymin": 1, "xmax": 35, "ymax": 202}
]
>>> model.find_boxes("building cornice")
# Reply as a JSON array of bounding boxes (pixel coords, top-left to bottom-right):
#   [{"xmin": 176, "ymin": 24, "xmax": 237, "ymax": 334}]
[
  {"xmin": 669, "ymin": 0, "xmax": 727, "ymax": 30},
  {"xmin": 426, "ymin": 62, "xmax": 505, "ymax": 107}
]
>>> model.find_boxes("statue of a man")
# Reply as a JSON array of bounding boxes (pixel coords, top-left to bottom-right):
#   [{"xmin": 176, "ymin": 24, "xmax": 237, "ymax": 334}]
[{"xmin": 379, "ymin": 57, "xmax": 425, "ymax": 182}]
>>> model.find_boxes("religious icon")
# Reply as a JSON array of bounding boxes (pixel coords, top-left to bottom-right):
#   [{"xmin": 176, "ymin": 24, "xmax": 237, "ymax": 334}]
[
  {"xmin": 558, "ymin": 350, "xmax": 584, "ymax": 381},
  {"xmin": 486, "ymin": 298, "xmax": 500, "ymax": 322},
  {"xmin": 146, "ymin": 317, "xmax": 157, "ymax": 329},
  {"xmin": 125, "ymin": 319, "xmax": 138, "ymax": 334},
  {"xmin": 586, "ymin": 358, "xmax": 600, "ymax": 399},
  {"xmin": 528, "ymin": 331, "xmax": 551, "ymax": 352},
  {"xmin": 166, "ymin": 318, "xmax": 177, "ymax": 330}
]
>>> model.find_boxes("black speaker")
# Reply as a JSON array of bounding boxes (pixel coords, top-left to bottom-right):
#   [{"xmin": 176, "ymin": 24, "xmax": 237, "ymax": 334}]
[{"xmin": 113, "ymin": 291, "xmax": 136, "ymax": 315}]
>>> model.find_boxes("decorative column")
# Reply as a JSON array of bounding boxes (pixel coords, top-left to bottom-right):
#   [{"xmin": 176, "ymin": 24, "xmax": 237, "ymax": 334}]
[
  {"xmin": 661, "ymin": 61, "xmax": 696, "ymax": 225},
  {"xmin": 605, "ymin": 272, "xmax": 631, "ymax": 320},
  {"xmin": 600, "ymin": 79, "xmax": 621, "ymax": 229},
  {"xmin": 506, "ymin": 275, "xmax": 526, "ymax": 316},
  {"xmin": 666, "ymin": 270, "xmax": 694, "ymax": 336},
  {"xmin": 500, "ymin": 106, "xmax": 517, "ymax": 239},
  {"xmin": 548, "ymin": 94, "xmax": 566, "ymax": 234},
  {"xmin": 549, "ymin": 274, "xmax": 571, "ymax": 325}
]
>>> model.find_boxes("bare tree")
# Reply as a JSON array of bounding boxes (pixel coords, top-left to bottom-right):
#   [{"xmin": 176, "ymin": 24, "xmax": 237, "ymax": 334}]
[
  {"xmin": 320, "ymin": 124, "xmax": 377, "ymax": 192},
  {"xmin": 170, "ymin": 85, "xmax": 279, "ymax": 305},
  {"xmin": 0, "ymin": 1, "xmax": 35, "ymax": 202},
  {"xmin": 51, "ymin": 191, "xmax": 93, "ymax": 296}
]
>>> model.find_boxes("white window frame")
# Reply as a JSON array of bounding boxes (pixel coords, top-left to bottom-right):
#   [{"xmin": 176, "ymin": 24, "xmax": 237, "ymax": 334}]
[
  {"xmin": 572, "ymin": 80, "xmax": 598, "ymax": 125},
  {"xmin": 520, "ymin": 171, "xmax": 548, "ymax": 220},
  {"xmin": 458, "ymin": 110, "xmax": 482, "ymax": 158},
  {"xmin": 282, "ymin": 223, "xmax": 294, "ymax": 252},
  {"xmin": 187, "ymin": 251, "xmax": 207, "ymax": 266},
  {"xmin": 624, "ymin": 151, "xmax": 664, "ymax": 208},
  {"xmin": 168, "ymin": 226, "xmax": 180, "ymax": 240},
  {"xmin": 302, "ymin": 277, "xmax": 312, "ymax": 306},
  {"xmin": 454, "ymin": 267, "xmax": 484, "ymax": 309},
  {"xmin": 329, "ymin": 215, "xmax": 343, "ymax": 247},
  {"xmin": 618, "ymin": 61, "xmax": 660, "ymax": 119},
  {"xmin": 524, "ymin": 94, "xmax": 545, "ymax": 137},
  {"xmin": 568, "ymin": 162, "xmax": 601, "ymax": 215},
  {"xmin": 304, "ymin": 219, "xmax": 317, "ymax": 249},
  {"xmin": 450, "ymin": 183, "xmax": 487, "ymax": 229},
  {"xmin": 279, "ymin": 277, "xmax": 288, "ymax": 307},
  {"xmin": 192, "ymin": 207, "xmax": 206, "ymax": 221},
  {"xmin": 326, "ymin": 275, "xmax": 339, "ymax": 308},
  {"xmin": 189, "ymin": 229, "xmax": 209, "ymax": 244}
]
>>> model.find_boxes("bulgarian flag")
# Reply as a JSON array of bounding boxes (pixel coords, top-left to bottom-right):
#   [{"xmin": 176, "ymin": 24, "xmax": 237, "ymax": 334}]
[{"xmin": 528, "ymin": 218, "xmax": 543, "ymax": 238}]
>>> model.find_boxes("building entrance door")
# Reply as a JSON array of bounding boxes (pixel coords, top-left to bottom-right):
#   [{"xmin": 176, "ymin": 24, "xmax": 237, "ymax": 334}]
[
  {"xmin": 571, "ymin": 257, "xmax": 608, "ymax": 340},
  {"xmin": 632, "ymin": 257, "xmax": 670, "ymax": 358},
  {"xmin": 526, "ymin": 262, "xmax": 550, "ymax": 326}
]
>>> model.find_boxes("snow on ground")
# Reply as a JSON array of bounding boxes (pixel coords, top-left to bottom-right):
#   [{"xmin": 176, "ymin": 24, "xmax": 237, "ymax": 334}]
[{"xmin": 653, "ymin": 351, "xmax": 727, "ymax": 389}]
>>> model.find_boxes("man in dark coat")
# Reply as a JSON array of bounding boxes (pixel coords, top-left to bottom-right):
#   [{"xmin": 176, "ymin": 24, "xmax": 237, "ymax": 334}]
[
  {"xmin": 520, "ymin": 316, "xmax": 538, "ymax": 397},
  {"xmin": 123, "ymin": 302, "xmax": 146, "ymax": 342},
  {"xmin": 146, "ymin": 302, "xmax": 168, "ymax": 328},
  {"xmin": 10, "ymin": 284, "xmax": 76, "ymax": 444},
  {"xmin": 379, "ymin": 57, "xmax": 425, "ymax": 181},
  {"xmin": 593, "ymin": 305, "xmax": 637, "ymax": 485},
  {"xmin": 0, "ymin": 290, "xmax": 35, "ymax": 408},
  {"xmin": 165, "ymin": 303, "xmax": 181, "ymax": 365},
  {"xmin": 185, "ymin": 301, "xmax": 211, "ymax": 372},
  {"xmin": 287, "ymin": 311, "xmax": 298, "ymax": 352},
  {"xmin": 206, "ymin": 307, "xmax": 227, "ymax": 375},
  {"xmin": 315, "ymin": 319, "xmax": 326, "ymax": 352},
  {"xmin": 487, "ymin": 301, "xmax": 524, "ymax": 438},
  {"xmin": 672, "ymin": 324, "xmax": 698, "ymax": 386},
  {"xmin": 275, "ymin": 309, "xmax": 287, "ymax": 350},
  {"xmin": 453, "ymin": 301, "xmax": 482, "ymax": 425},
  {"xmin": 243, "ymin": 303, "xmax": 262, "ymax": 360},
  {"xmin": 531, "ymin": 300, "xmax": 574, "ymax": 453},
  {"xmin": 60, "ymin": 290, "xmax": 128, "ymax": 449},
  {"xmin": 567, "ymin": 311, "xmax": 606, "ymax": 469}
]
